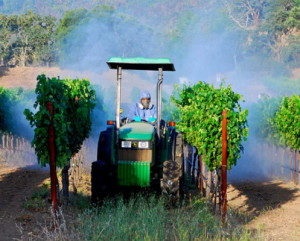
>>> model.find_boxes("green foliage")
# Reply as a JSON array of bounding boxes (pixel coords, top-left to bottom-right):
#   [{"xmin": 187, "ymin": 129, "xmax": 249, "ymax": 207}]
[
  {"xmin": 80, "ymin": 196, "xmax": 167, "ymax": 241},
  {"xmin": 251, "ymin": 94, "xmax": 300, "ymax": 151},
  {"xmin": 250, "ymin": 95, "xmax": 281, "ymax": 143},
  {"xmin": 0, "ymin": 87, "xmax": 33, "ymax": 135},
  {"xmin": 281, "ymin": 34, "xmax": 300, "ymax": 67},
  {"xmin": 0, "ymin": 87, "xmax": 15, "ymax": 131},
  {"xmin": 77, "ymin": 195, "xmax": 254, "ymax": 240},
  {"xmin": 264, "ymin": 0, "xmax": 300, "ymax": 34},
  {"xmin": 261, "ymin": 0, "xmax": 300, "ymax": 67},
  {"xmin": 0, "ymin": 11, "xmax": 57, "ymax": 66},
  {"xmin": 0, "ymin": 1, "xmax": 299, "ymax": 72},
  {"xmin": 24, "ymin": 74, "xmax": 96, "ymax": 167},
  {"xmin": 272, "ymin": 95, "xmax": 300, "ymax": 150},
  {"xmin": 172, "ymin": 81, "xmax": 248, "ymax": 170},
  {"xmin": 222, "ymin": 0, "xmax": 300, "ymax": 71},
  {"xmin": 55, "ymin": 8, "xmax": 89, "ymax": 39},
  {"xmin": 55, "ymin": 6, "xmax": 115, "ymax": 42}
]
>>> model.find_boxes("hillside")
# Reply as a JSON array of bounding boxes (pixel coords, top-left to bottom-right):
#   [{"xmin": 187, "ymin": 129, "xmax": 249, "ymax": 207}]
[{"xmin": 0, "ymin": 66, "xmax": 162, "ymax": 102}]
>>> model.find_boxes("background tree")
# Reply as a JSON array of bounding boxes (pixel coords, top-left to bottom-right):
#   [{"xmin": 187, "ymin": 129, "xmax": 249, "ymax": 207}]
[
  {"xmin": 14, "ymin": 11, "xmax": 57, "ymax": 66},
  {"xmin": 222, "ymin": 0, "xmax": 300, "ymax": 70},
  {"xmin": 0, "ymin": 12, "xmax": 57, "ymax": 66},
  {"xmin": 0, "ymin": 1, "xmax": 299, "ymax": 76},
  {"xmin": 0, "ymin": 14, "xmax": 13, "ymax": 65},
  {"xmin": 262, "ymin": 0, "xmax": 300, "ymax": 67}
]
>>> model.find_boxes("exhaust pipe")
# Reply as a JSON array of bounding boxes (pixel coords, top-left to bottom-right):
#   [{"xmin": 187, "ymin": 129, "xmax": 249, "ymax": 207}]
[
  {"xmin": 116, "ymin": 66, "xmax": 122, "ymax": 129},
  {"xmin": 156, "ymin": 68, "xmax": 163, "ymax": 137}
]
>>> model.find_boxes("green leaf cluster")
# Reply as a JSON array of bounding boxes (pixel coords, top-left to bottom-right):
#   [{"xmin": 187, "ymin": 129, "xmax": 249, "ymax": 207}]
[
  {"xmin": 172, "ymin": 81, "xmax": 248, "ymax": 170},
  {"xmin": 24, "ymin": 74, "xmax": 96, "ymax": 167},
  {"xmin": 251, "ymin": 94, "xmax": 300, "ymax": 151},
  {"xmin": 251, "ymin": 95, "xmax": 282, "ymax": 143},
  {"xmin": 272, "ymin": 95, "xmax": 300, "ymax": 150},
  {"xmin": 0, "ymin": 11, "xmax": 57, "ymax": 66},
  {"xmin": 0, "ymin": 87, "xmax": 17, "ymax": 131},
  {"xmin": 0, "ymin": 87, "xmax": 33, "ymax": 135}
]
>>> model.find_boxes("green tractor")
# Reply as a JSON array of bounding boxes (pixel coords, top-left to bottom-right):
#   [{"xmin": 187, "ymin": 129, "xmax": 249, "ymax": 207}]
[{"xmin": 91, "ymin": 57, "xmax": 184, "ymax": 203}]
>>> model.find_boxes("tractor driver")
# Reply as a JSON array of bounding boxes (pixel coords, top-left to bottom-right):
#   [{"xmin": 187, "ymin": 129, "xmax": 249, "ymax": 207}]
[{"xmin": 128, "ymin": 90, "xmax": 157, "ymax": 123}]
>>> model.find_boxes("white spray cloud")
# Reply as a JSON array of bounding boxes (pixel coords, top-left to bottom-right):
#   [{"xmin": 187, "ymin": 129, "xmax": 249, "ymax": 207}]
[{"xmin": 56, "ymin": 3, "xmax": 298, "ymax": 181}]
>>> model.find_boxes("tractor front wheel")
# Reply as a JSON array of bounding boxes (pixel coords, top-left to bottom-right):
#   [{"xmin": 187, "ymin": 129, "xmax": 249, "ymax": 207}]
[{"xmin": 161, "ymin": 132, "xmax": 183, "ymax": 206}]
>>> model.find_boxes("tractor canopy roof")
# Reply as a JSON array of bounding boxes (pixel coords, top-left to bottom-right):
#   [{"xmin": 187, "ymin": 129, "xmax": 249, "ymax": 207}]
[{"xmin": 107, "ymin": 57, "xmax": 175, "ymax": 71}]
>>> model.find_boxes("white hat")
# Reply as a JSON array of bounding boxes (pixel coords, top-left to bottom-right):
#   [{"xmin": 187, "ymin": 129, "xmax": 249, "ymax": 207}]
[{"xmin": 140, "ymin": 90, "xmax": 151, "ymax": 99}]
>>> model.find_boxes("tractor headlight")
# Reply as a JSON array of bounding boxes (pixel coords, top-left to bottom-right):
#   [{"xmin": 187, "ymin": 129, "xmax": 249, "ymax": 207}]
[
  {"xmin": 138, "ymin": 141, "xmax": 149, "ymax": 149},
  {"xmin": 121, "ymin": 141, "xmax": 132, "ymax": 148}
]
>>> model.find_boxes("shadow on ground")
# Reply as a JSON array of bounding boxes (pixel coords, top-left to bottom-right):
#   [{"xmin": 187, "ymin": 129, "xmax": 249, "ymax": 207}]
[
  {"xmin": 228, "ymin": 180, "xmax": 299, "ymax": 215},
  {"xmin": 0, "ymin": 165, "xmax": 49, "ymax": 241},
  {"xmin": 0, "ymin": 165, "xmax": 48, "ymax": 207}
]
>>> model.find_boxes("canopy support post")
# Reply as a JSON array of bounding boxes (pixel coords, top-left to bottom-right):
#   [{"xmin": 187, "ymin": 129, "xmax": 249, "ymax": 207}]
[
  {"xmin": 116, "ymin": 66, "xmax": 122, "ymax": 129},
  {"xmin": 156, "ymin": 67, "xmax": 163, "ymax": 137}
]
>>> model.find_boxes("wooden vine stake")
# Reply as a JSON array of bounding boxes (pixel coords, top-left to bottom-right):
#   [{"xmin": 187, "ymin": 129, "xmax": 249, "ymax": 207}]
[
  {"xmin": 46, "ymin": 102, "xmax": 59, "ymax": 214},
  {"xmin": 220, "ymin": 110, "xmax": 228, "ymax": 223}
]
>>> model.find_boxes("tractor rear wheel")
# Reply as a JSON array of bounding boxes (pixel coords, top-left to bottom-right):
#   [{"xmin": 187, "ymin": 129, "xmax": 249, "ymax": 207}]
[{"xmin": 161, "ymin": 132, "xmax": 184, "ymax": 205}]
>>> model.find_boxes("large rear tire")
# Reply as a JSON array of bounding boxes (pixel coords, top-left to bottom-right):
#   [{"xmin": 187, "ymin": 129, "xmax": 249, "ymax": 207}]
[
  {"xmin": 91, "ymin": 161, "xmax": 115, "ymax": 204},
  {"xmin": 161, "ymin": 132, "xmax": 184, "ymax": 206},
  {"xmin": 92, "ymin": 128, "xmax": 116, "ymax": 204}
]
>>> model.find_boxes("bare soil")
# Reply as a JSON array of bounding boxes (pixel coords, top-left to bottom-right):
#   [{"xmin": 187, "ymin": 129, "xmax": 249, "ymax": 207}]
[
  {"xmin": 0, "ymin": 164, "xmax": 50, "ymax": 241},
  {"xmin": 0, "ymin": 66, "xmax": 101, "ymax": 89},
  {"xmin": 0, "ymin": 67, "xmax": 300, "ymax": 240},
  {"xmin": 1, "ymin": 162, "xmax": 299, "ymax": 241},
  {"xmin": 228, "ymin": 181, "xmax": 300, "ymax": 240}
]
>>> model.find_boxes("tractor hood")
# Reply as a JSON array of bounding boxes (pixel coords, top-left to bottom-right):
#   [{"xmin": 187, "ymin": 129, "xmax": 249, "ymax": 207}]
[{"xmin": 119, "ymin": 122, "xmax": 155, "ymax": 141}]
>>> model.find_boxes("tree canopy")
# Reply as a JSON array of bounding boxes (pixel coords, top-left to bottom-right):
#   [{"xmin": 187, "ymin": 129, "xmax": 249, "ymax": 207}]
[{"xmin": 0, "ymin": 0, "xmax": 298, "ymax": 74}]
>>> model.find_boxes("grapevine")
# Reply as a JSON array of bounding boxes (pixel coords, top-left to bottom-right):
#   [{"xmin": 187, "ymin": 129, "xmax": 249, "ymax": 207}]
[
  {"xmin": 272, "ymin": 95, "xmax": 300, "ymax": 151},
  {"xmin": 171, "ymin": 81, "xmax": 248, "ymax": 170},
  {"xmin": 24, "ymin": 74, "xmax": 96, "ymax": 168},
  {"xmin": 250, "ymin": 95, "xmax": 281, "ymax": 143}
]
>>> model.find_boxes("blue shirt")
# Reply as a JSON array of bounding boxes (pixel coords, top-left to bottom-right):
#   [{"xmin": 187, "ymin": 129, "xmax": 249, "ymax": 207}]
[{"xmin": 128, "ymin": 103, "xmax": 157, "ymax": 121}]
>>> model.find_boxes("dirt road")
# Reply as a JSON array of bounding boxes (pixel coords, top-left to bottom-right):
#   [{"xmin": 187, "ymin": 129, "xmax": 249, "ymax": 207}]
[
  {"xmin": 1, "ymin": 163, "xmax": 300, "ymax": 240},
  {"xmin": 0, "ymin": 165, "xmax": 49, "ymax": 241},
  {"xmin": 228, "ymin": 180, "xmax": 300, "ymax": 241}
]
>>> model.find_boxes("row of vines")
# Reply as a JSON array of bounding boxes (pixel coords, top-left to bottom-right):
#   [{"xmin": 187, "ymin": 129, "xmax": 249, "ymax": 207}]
[
  {"xmin": 0, "ymin": 73, "xmax": 298, "ymax": 215},
  {"xmin": 0, "ymin": 74, "xmax": 99, "ymax": 211},
  {"xmin": 171, "ymin": 81, "xmax": 299, "ymax": 186},
  {"xmin": 253, "ymin": 94, "xmax": 300, "ymax": 151},
  {"xmin": 252, "ymin": 94, "xmax": 300, "ymax": 183},
  {"xmin": 0, "ymin": 87, "xmax": 34, "ymax": 136},
  {"xmin": 23, "ymin": 74, "xmax": 96, "ymax": 208},
  {"xmin": 171, "ymin": 81, "xmax": 249, "ymax": 218},
  {"xmin": 171, "ymin": 81, "xmax": 249, "ymax": 171},
  {"xmin": 24, "ymin": 74, "xmax": 96, "ymax": 168}
]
